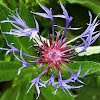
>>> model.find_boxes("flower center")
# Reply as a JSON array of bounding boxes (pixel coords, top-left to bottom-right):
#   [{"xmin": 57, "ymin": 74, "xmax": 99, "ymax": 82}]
[
  {"xmin": 47, "ymin": 51, "xmax": 56, "ymax": 59},
  {"xmin": 43, "ymin": 48, "xmax": 62, "ymax": 65}
]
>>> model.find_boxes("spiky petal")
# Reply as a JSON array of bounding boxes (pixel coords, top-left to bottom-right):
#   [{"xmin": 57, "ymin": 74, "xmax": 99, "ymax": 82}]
[
  {"xmin": 54, "ymin": 71, "xmax": 83, "ymax": 95},
  {"xmin": 13, "ymin": 48, "xmax": 37, "ymax": 75},
  {"xmin": 1, "ymin": 9, "xmax": 39, "ymax": 41},
  {"xmin": 53, "ymin": 2, "xmax": 73, "ymax": 33},
  {"xmin": 31, "ymin": 0, "xmax": 54, "ymax": 39}
]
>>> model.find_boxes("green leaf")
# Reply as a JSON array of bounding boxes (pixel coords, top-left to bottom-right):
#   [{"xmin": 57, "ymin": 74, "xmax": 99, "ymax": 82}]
[
  {"xmin": 40, "ymin": 84, "xmax": 75, "ymax": 100},
  {"xmin": 19, "ymin": 0, "xmax": 35, "ymax": 28},
  {"xmin": 16, "ymin": 73, "xmax": 33, "ymax": 100},
  {"xmin": 0, "ymin": 61, "xmax": 36, "ymax": 82},
  {"xmin": 8, "ymin": 0, "xmax": 17, "ymax": 10},
  {"xmin": 1, "ymin": 85, "xmax": 20, "ymax": 100},
  {"xmin": 75, "ymin": 46, "xmax": 100, "ymax": 56},
  {"xmin": 0, "ymin": 2, "xmax": 14, "ymax": 31},
  {"xmin": 76, "ymin": 76, "xmax": 100, "ymax": 100},
  {"xmin": 0, "ymin": 74, "xmax": 34, "ymax": 100},
  {"xmin": 66, "ymin": 0, "xmax": 100, "ymax": 16}
]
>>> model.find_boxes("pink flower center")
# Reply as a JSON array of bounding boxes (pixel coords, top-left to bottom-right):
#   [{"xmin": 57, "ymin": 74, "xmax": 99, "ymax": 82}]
[
  {"xmin": 40, "ymin": 46, "xmax": 62, "ymax": 65},
  {"xmin": 45, "ymin": 49, "xmax": 62, "ymax": 64}
]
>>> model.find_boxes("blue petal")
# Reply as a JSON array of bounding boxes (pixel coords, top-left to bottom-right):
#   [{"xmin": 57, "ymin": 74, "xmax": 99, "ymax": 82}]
[
  {"xmin": 76, "ymin": 66, "xmax": 81, "ymax": 76},
  {"xmin": 80, "ymin": 69, "xmax": 90, "ymax": 78},
  {"xmin": 37, "ymin": 0, "xmax": 51, "ymax": 15},
  {"xmin": 31, "ymin": 12, "xmax": 49, "ymax": 18}
]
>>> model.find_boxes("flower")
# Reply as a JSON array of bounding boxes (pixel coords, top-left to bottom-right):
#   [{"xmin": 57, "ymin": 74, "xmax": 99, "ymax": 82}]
[{"xmin": 0, "ymin": 0, "xmax": 100, "ymax": 99}]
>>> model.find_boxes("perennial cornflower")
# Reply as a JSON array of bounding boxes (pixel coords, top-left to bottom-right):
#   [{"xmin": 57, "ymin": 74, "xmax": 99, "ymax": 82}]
[{"xmin": 0, "ymin": 0, "xmax": 100, "ymax": 99}]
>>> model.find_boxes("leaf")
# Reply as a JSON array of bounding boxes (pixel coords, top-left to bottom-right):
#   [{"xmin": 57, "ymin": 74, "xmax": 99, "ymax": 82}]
[
  {"xmin": 0, "ymin": 61, "xmax": 36, "ymax": 82},
  {"xmin": 40, "ymin": 84, "xmax": 75, "ymax": 100},
  {"xmin": 8, "ymin": 0, "xmax": 17, "ymax": 10},
  {"xmin": 66, "ymin": 0, "xmax": 100, "ymax": 16},
  {"xmin": 75, "ymin": 46, "xmax": 100, "ymax": 56},
  {"xmin": 0, "ymin": 74, "xmax": 34, "ymax": 100},
  {"xmin": 0, "ymin": 85, "xmax": 20, "ymax": 100},
  {"xmin": 16, "ymin": 73, "xmax": 33, "ymax": 100},
  {"xmin": 76, "ymin": 76, "xmax": 100, "ymax": 100},
  {"xmin": 19, "ymin": 0, "xmax": 35, "ymax": 28}
]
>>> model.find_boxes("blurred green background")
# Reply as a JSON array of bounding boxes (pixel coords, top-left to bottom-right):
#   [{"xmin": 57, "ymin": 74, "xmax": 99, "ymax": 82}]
[{"xmin": 0, "ymin": 0, "xmax": 100, "ymax": 100}]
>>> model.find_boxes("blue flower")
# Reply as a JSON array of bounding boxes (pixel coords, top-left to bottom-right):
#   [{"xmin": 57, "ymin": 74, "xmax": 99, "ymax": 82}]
[
  {"xmin": 78, "ymin": 11, "xmax": 100, "ymax": 52},
  {"xmin": 0, "ymin": 0, "xmax": 100, "ymax": 99},
  {"xmin": 63, "ymin": 65, "xmax": 90, "ymax": 84}
]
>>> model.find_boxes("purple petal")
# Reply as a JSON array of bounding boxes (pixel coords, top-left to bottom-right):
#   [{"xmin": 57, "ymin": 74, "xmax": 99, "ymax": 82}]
[
  {"xmin": 27, "ymin": 78, "xmax": 36, "ymax": 93},
  {"xmin": 80, "ymin": 69, "xmax": 90, "ymax": 78},
  {"xmin": 13, "ymin": 51, "xmax": 23, "ymax": 63},
  {"xmin": 76, "ymin": 66, "xmax": 81, "ymax": 76},
  {"xmin": 15, "ymin": 9, "xmax": 23, "ymax": 22},
  {"xmin": 92, "ymin": 13, "xmax": 100, "ymax": 25},
  {"xmin": 90, "ymin": 33, "xmax": 100, "ymax": 44},
  {"xmin": 76, "ymin": 79, "xmax": 85, "ymax": 84},
  {"xmin": 17, "ymin": 65, "xmax": 26, "ymax": 75},
  {"xmin": 88, "ymin": 11, "xmax": 92, "ymax": 24},
  {"xmin": 61, "ymin": 86, "xmax": 69, "ymax": 95},
  {"xmin": 27, "ymin": 66, "xmax": 47, "ymax": 96},
  {"xmin": 19, "ymin": 47, "xmax": 25, "ymax": 62},
  {"xmin": 70, "ymin": 85, "xmax": 83, "ymax": 89},
  {"xmin": 43, "ymin": 67, "xmax": 55, "ymax": 85},
  {"xmin": 36, "ymin": 82, "xmax": 40, "ymax": 99},
  {"xmin": 38, "ymin": 82, "xmax": 46, "ymax": 88},
  {"xmin": 10, "ymin": 23, "xmax": 23, "ymax": 30},
  {"xmin": 1, "ymin": 9, "xmax": 40, "ymax": 40},
  {"xmin": 30, "ymin": 30, "xmax": 38, "ymax": 40},
  {"xmin": 31, "ymin": 12, "xmax": 49, "ymax": 18},
  {"xmin": 67, "ymin": 27, "xmax": 82, "ymax": 30},
  {"xmin": 0, "ymin": 47, "xmax": 9, "ymax": 51},
  {"xmin": 34, "ymin": 16, "xmax": 39, "ymax": 31},
  {"xmin": 37, "ymin": 0, "xmax": 51, "ymax": 15},
  {"xmin": 53, "ymin": 15, "xmax": 66, "ymax": 19},
  {"xmin": 60, "ymin": 2, "xmax": 68, "ymax": 17}
]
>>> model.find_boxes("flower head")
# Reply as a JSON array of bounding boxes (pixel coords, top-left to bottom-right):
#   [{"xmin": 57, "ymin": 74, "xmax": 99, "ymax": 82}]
[{"xmin": 0, "ymin": 0, "xmax": 100, "ymax": 99}]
